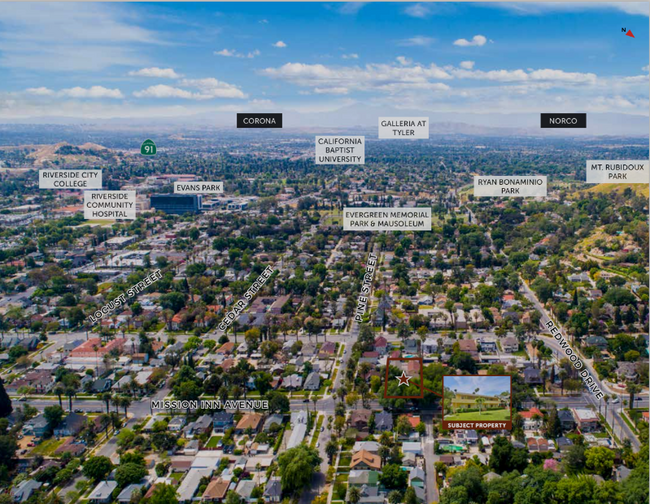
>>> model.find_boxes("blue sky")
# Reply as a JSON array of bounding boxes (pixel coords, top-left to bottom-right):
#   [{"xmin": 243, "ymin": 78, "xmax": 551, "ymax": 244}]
[
  {"xmin": 0, "ymin": 2, "xmax": 648, "ymax": 121},
  {"xmin": 444, "ymin": 375, "xmax": 511, "ymax": 396}
]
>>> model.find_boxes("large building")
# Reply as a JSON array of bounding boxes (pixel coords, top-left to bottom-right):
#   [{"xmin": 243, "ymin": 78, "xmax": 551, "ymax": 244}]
[{"xmin": 150, "ymin": 194, "xmax": 202, "ymax": 215}]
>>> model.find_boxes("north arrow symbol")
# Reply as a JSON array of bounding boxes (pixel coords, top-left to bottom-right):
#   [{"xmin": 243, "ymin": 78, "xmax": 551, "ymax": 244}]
[{"xmin": 626, "ymin": 30, "xmax": 635, "ymax": 38}]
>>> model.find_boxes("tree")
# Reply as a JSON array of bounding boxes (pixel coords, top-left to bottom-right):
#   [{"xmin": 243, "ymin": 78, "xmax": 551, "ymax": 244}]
[
  {"xmin": 404, "ymin": 486, "xmax": 418, "ymax": 504},
  {"xmin": 326, "ymin": 440, "xmax": 338, "ymax": 463},
  {"xmin": 387, "ymin": 490, "xmax": 402, "ymax": 504},
  {"xmin": 82, "ymin": 456, "xmax": 113, "ymax": 483},
  {"xmin": 0, "ymin": 379, "xmax": 12, "ymax": 418},
  {"xmin": 347, "ymin": 486, "xmax": 361, "ymax": 504},
  {"xmin": 147, "ymin": 483, "xmax": 178, "ymax": 504},
  {"xmin": 115, "ymin": 462, "xmax": 147, "ymax": 487},
  {"xmin": 277, "ymin": 445, "xmax": 322, "ymax": 495},
  {"xmin": 44, "ymin": 405, "xmax": 64, "ymax": 430},
  {"xmin": 224, "ymin": 491, "xmax": 242, "ymax": 504},
  {"xmin": 565, "ymin": 444, "xmax": 586, "ymax": 475},
  {"xmin": 585, "ymin": 446, "xmax": 616, "ymax": 478},
  {"xmin": 379, "ymin": 464, "xmax": 408, "ymax": 490},
  {"xmin": 626, "ymin": 382, "xmax": 641, "ymax": 408}
]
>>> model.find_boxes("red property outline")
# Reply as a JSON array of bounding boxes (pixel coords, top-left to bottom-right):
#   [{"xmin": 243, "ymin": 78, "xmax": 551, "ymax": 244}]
[{"xmin": 384, "ymin": 357, "xmax": 425, "ymax": 399}]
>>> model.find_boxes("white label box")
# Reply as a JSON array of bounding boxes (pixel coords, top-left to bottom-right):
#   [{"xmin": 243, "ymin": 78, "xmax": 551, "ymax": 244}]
[
  {"xmin": 378, "ymin": 117, "xmax": 429, "ymax": 139},
  {"xmin": 315, "ymin": 136, "xmax": 365, "ymax": 165},
  {"xmin": 84, "ymin": 191, "xmax": 136, "ymax": 220},
  {"xmin": 174, "ymin": 181, "xmax": 224, "ymax": 194},
  {"xmin": 474, "ymin": 176, "xmax": 547, "ymax": 197},
  {"xmin": 39, "ymin": 169, "xmax": 102, "ymax": 189},
  {"xmin": 586, "ymin": 160, "xmax": 649, "ymax": 183},
  {"xmin": 343, "ymin": 207, "xmax": 431, "ymax": 231}
]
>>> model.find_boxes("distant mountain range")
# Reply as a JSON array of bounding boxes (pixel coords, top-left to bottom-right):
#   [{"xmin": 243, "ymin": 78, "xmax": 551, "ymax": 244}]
[{"xmin": 2, "ymin": 104, "xmax": 648, "ymax": 137}]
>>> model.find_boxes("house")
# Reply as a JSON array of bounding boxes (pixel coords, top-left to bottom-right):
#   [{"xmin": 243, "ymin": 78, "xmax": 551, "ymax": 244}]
[
  {"xmin": 478, "ymin": 337, "xmax": 498, "ymax": 353},
  {"xmin": 178, "ymin": 469, "xmax": 212, "ymax": 503},
  {"xmin": 185, "ymin": 414, "xmax": 213, "ymax": 438},
  {"xmin": 616, "ymin": 362, "xmax": 639, "ymax": 382},
  {"xmin": 283, "ymin": 374, "xmax": 303, "ymax": 390},
  {"xmin": 557, "ymin": 410, "xmax": 575, "ymax": 431},
  {"xmin": 404, "ymin": 339, "xmax": 420, "ymax": 355},
  {"xmin": 168, "ymin": 417, "xmax": 186, "ymax": 431},
  {"xmin": 263, "ymin": 414, "xmax": 284, "ymax": 431},
  {"xmin": 23, "ymin": 414, "xmax": 49, "ymax": 438},
  {"xmin": 235, "ymin": 413, "xmax": 263, "ymax": 434},
  {"xmin": 457, "ymin": 339, "xmax": 478, "ymax": 359},
  {"xmin": 409, "ymin": 467, "xmax": 425, "ymax": 486},
  {"xmin": 402, "ymin": 442, "xmax": 422, "ymax": 455},
  {"xmin": 11, "ymin": 479, "xmax": 41, "ymax": 503},
  {"xmin": 520, "ymin": 408, "xmax": 544, "ymax": 430},
  {"xmin": 374, "ymin": 337, "xmax": 389, "ymax": 354},
  {"xmin": 117, "ymin": 483, "xmax": 149, "ymax": 504},
  {"xmin": 556, "ymin": 436, "xmax": 573, "ymax": 452},
  {"xmin": 6, "ymin": 370, "xmax": 54, "ymax": 394},
  {"xmin": 349, "ymin": 409, "xmax": 372, "ymax": 431},
  {"xmin": 202, "ymin": 478, "xmax": 230, "ymax": 502},
  {"xmin": 523, "ymin": 367, "xmax": 542, "ymax": 385},
  {"xmin": 348, "ymin": 470, "xmax": 380, "ymax": 487},
  {"xmin": 584, "ymin": 336, "xmax": 608, "ymax": 350},
  {"xmin": 450, "ymin": 392, "xmax": 501, "ymax": 410},
  {"xmin": 501, "ymin": 336, "xmax": 519, "ymax": 353},
  {"xmin": 422, "ymin": 338, "xmax": 438, "ymax": 354},
  {"xmin": 88, "ymin": 481, "xmax": 118, "ymax": 504},
  {"xmin": 92, "ymin": 378, "xmax": 113, "ymax": 393},
  {"xmin": 213, "ymin": 412, "xmax": 234, "ymax": 432},
  {"xmin": 319, "ymin": 342, "xmax": 337, "ymax": 358},
  {"xmin": 353, "ymin": 441, "xmax": 380, "ymax": 453},
  {"xmin": 350, "ymin": 450, "xmax": 382, "ymax": 470},
  {"xmin": 264, "ymin": 478, "xmax": 282, "ymax": 503},
  {"xmin": 53, "ymin": 412, "xmax": 87, "ymax": 437},
  {"xmin": 303, "ymin": 372, "xmax": 320, "ymax": 391},
  {"xmin": 572, "ymin": 408, "xmax": 599, "ymax": 432},
  {"xmin": 235, "ymin": 480, "xmax": 257, "ymax": 502},
  {"xmin": 374, "ymin": 411, "xmax": 393, "ymax": 432}
]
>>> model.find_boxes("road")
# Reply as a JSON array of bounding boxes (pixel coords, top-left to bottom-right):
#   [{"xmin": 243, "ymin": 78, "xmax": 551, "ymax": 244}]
[
  {"xmin": 422, "ymin": 414, "xmax": 439, "ymax": 504},
  {"xmin": 519, "ymin": 278, "xmax": 641, "ymax": 450}
]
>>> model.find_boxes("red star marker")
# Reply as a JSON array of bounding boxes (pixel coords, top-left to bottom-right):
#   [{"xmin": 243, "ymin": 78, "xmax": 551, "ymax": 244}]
[
  {"xmin": 397, "ymin": 371, "xmax": 411, "ymax": 387},
  {"xmin": 626, "ymin": 30, "xmax": 635, "ymax": 38}
]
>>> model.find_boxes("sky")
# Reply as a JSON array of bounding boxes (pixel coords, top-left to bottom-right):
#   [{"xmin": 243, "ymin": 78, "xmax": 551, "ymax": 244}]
[
  {"xmin": 444, "ymin": 375, "xmax": 511, "ymax": 396},
  {"xmin": 0, "ymin": 2, "xmax": 648, "ymax": 122}
]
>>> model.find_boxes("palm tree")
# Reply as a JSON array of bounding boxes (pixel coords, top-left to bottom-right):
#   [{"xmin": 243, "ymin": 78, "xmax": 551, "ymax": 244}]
[
  {"xmin": 100, "ymin": 392, "xmax": 112, "ymax": 414},
  {"xmin": 475, "ymin": 397, "xmax": 485, "ymax": 416},
  {"xmin": 120, "ymin": 395, "xmax": 132, "ymax": 418},
  {"xmin": 53, "ymin": 383, "xmax": 66, "ymax": 409},
  {"xmin": 347, "ymin": 486, "xmax": 361, "ymax": 504},
  {"xmin": 626, "ymin": 382, "xmax": 641, "ymax": 408}
]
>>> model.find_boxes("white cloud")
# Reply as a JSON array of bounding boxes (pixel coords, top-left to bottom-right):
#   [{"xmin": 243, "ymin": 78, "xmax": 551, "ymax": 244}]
[
  {"xmin": 259, "ymin": 19, "xmax": 269, "ymax": 24},
  {"xmin": 215, "ymin": 49, "xmax": 260, "ymax": 58},
  {"xmin": 26, "ymin": 87, "xmax": 55, "ymax": 96},
  {"xmin": 338, "ymin": 3, "xmax": 366, "ymax": 15},
  {"xmin": 261, "ymin": 61, "xmax": 452, "ymax": 96},
  {"xmin": 133, "ymin": 84, "xmax": 194, "ymax": 100},
  {"xmin": 643, "ymin": 65, "xmax": 649, "ymax": 72},
  {"xmin": 314, "ymin": 87, "xmax": 350, "ymax": 95},
  {"xmin": 396, "ymin": 56, "xmax": 412, "ymax": 66},
  {"xmin": 60, "ymin": 86, "xmax": 124, "ymax": 99},
  {"xmin": 404, "ymin": 3, "xmax": 432, "ymax": 18},
  {"xmin": 0, "ymin": 3, "xmax": 163, "ymax": 71},
  {"xmin": 128, "ymin": 67, "xmax": 181, "ymax": 79},
  {"xmin": 460, "ymin": 61, "xmax": 475, "ymax": 70},
  {"xmin": 342, "ymin": 53, "xmax": 359, "ymax": 60},
  {"xmin": 453, "ymin": 35, "xmax": 487, "ymax": 47},
  {"xmin": 492, "ymin": 2, "xmax": 648, "ymax": 16},
  {"xmin": 398, "ymin": 36, "xmax": 435, "ymax": 47},
  {"xmin": 273, "ymin": 41, "xmax": 287, "ymax": 48},
  {"xmin": 134, "ymin": 78, "xmax": 247, "ymax": 100}
]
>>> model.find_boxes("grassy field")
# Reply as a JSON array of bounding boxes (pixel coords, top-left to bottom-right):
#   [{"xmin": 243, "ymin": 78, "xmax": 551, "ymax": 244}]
[
  {"xmin": 445, "ymin": 408, "xmax": 511, "ymax": 421},
  {"xmin": 31, "ymin": 437, "xmax": 67, "ymax": 456},
  {"xmin": 205, "ymin": 436, "xmax": 222, "ymax": 448}
]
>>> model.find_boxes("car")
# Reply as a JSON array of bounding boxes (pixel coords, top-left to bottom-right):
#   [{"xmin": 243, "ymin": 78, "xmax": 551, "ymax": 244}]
[
  {"xmin": 158, "ymin": 380, "xmax": 166, "ymax": 389},
  {"xmin": 74, "ymin": 408, "xmax": 83, "ymax": 413},
  {"xmin": 316, "ymin": 442, "xmax": 320, "ymax": 448},
  {"xmin": 303, "ymin": 399, "xmax": 309, "ymax": 403},
  {"xmin": 612, "ymin": 397, "xmax": 620, "ymax": 404},
  {"xmin": 320, "ymin": 426, "xmax": 324, "ymax": 432},
  {"xmin": 27, "ymin": 442, "xmax": 34, "ymax": 447}
]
